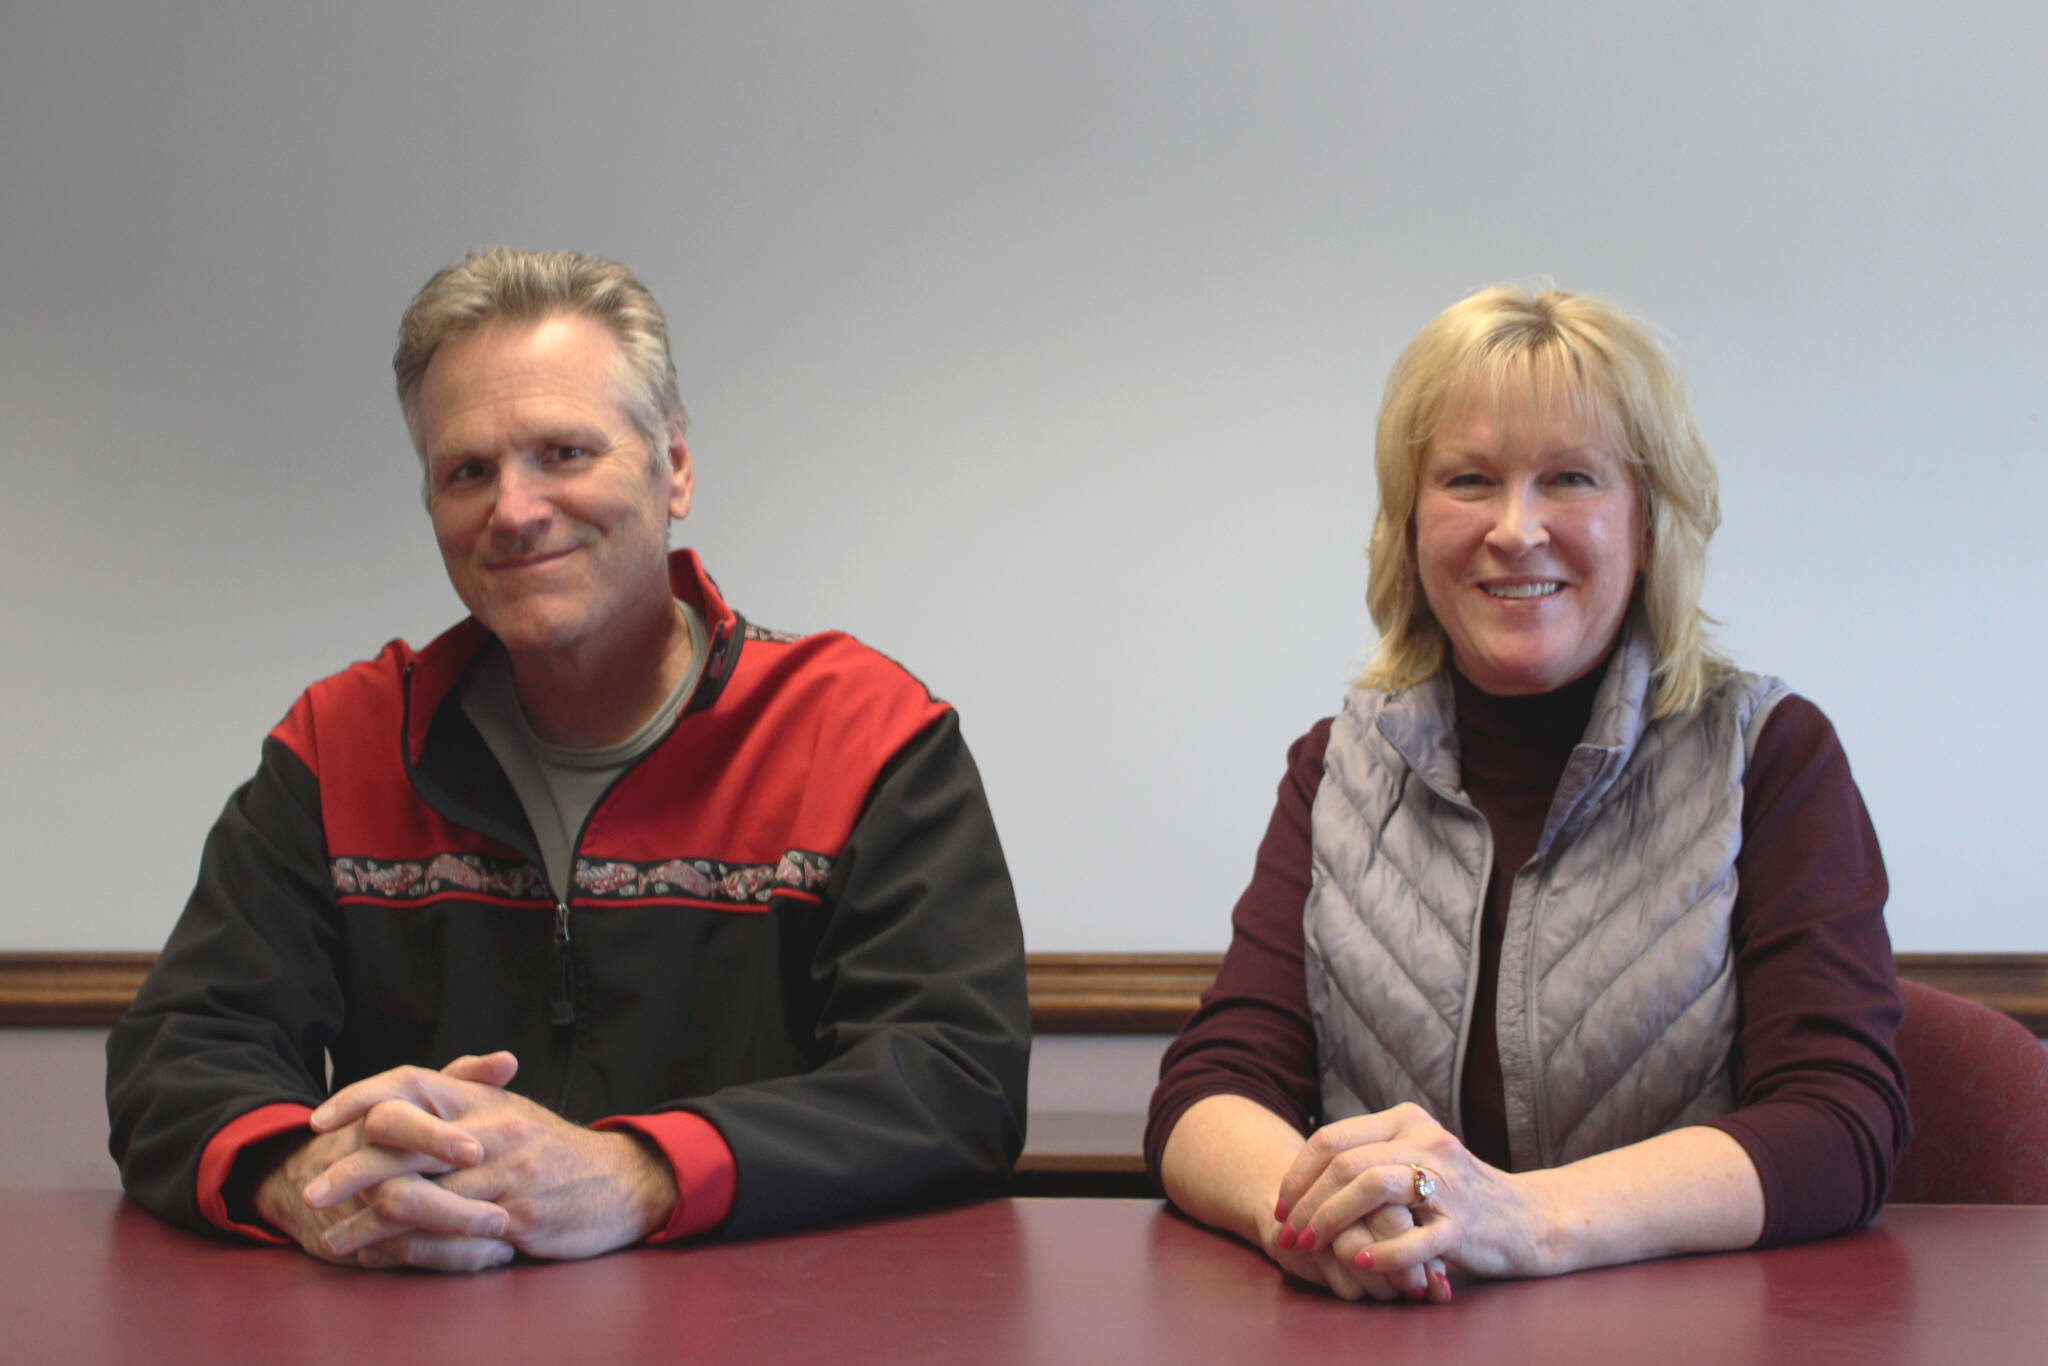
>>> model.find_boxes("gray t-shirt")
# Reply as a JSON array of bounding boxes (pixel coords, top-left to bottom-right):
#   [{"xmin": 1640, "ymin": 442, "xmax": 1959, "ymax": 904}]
[{"xmin": 459, "ymin": 599, "xmax": 710, "ymax": 901}]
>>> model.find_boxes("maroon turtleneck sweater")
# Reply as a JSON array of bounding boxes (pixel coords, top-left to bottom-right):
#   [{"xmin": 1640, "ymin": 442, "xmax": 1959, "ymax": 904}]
[{"xmin": 1146, "ymin": 675, "xmax": 1908, "ymax": 1248}]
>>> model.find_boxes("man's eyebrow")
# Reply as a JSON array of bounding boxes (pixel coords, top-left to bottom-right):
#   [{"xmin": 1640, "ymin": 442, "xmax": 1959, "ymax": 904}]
[
  {"xmin": 540, "ymin": 426, "xmax": 612, "ymax": 447},
  {"xmin": 426, "ymin": 443, "xmax": 483, "ymax": 468}
]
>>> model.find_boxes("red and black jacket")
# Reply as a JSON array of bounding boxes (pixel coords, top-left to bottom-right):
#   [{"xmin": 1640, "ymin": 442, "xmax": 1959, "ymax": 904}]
[{"xmin": 108, "ymin": 551, "xmax": 1030, "ymax": 1241}]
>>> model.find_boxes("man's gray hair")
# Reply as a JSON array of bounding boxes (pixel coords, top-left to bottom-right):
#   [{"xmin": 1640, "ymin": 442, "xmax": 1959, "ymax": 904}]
[{"xmin": 394, "ymin": 248, "xmax": 685, "ymax": 460}]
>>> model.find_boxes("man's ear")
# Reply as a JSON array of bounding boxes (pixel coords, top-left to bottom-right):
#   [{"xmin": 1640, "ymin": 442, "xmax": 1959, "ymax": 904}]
[{"xmin": 666, "ymin": 422, "xmax": 693, "ymax": 521}]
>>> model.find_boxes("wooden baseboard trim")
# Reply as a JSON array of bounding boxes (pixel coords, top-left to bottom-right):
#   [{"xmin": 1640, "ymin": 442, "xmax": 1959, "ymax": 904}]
[
  {"xmin": 1027, "ymin": 952, "xmax": 2048, "ymax": 1035},
  {"xmin": 0, "ymin": 954, "xmax": 160, "ymax": 1028},
  {"xmin": 5, "ymin": 950, "xmax": 2045, "ymax": 1033},
  {"xmin": 1881, "ymin": 954, "xmax": 2048, "ymax": 1035},
  {"xmin": 1024, "ymin": 954, "xmax": 1224, "ymax": 1034}
]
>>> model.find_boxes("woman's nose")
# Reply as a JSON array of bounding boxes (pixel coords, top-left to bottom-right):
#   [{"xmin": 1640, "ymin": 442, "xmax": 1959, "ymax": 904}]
[{"xmin": 1485, "ymin": 486, "xmax": 1549, "ymax": 556}]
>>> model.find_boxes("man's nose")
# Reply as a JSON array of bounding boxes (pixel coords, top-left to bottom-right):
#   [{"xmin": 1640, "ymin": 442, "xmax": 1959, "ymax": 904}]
[
  {"xmin": 488, "ymin": 461, "xmax": 550, "ymax": 534},
  {"xmin": 1485, "ymin": 485, "xmax": 1549, "ymax": 556}
]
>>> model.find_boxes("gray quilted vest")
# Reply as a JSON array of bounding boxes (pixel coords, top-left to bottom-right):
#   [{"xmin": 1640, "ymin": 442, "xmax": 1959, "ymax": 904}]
[{"xmin": 1304, "ymin": 610, "xmax": 1786, "ymax": 1169}]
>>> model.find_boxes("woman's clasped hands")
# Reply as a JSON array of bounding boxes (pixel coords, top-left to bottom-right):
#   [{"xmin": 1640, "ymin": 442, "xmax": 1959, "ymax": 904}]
[{"xmin": 1267, "ymin": 1102, "xmax": 1550, "ymax": 1303}]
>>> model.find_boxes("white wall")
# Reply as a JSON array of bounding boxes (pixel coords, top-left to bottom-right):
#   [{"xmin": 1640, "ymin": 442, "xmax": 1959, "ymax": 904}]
[{"xmin": 4, "ymin": 2, "xmax": 2042, "ymax": 953}]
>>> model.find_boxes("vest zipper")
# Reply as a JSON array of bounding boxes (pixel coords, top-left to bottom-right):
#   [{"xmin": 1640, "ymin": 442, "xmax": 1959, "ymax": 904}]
[{"xmin": 1449, "ymin": 823, "xmax": 1491, "ymax": 1138}]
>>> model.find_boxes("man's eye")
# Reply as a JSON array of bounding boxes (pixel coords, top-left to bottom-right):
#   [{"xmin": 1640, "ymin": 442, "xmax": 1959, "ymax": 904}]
[
  {"xmin": 445, "ymin": 460, "xmax": 488, "ymax": 485},
  {"xmin": 550, "ymin": 445, "xmax": 591, "ymax": 464}
]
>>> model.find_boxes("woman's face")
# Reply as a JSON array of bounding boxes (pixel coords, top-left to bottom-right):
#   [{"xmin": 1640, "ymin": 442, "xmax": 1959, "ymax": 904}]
[{"xmin": 1414, "ymin": 383, "xmax": 1644, "ymax": 696}]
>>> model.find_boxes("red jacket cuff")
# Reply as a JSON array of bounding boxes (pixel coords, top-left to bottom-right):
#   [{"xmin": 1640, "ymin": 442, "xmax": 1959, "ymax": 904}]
[
  {"xmin": 197, "ymin": 1102, "xmax": 315, "ymax": 1243},
  {"xmin": 592, "ymin": 1110, "xmax": 737, "ymax": 1242}
]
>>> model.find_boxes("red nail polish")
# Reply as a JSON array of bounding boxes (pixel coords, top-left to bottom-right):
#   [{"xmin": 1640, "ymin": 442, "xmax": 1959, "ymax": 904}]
[
  {"xmin": 1274, "ymin": 1198, "xmax": 1291, "ymax": 1222},
  {"xmin": 1433, "ymin": 1270, "xmax": 1453, "ymax": 1303},
  {"xmin": 1276, "ymin": 1224, "xmax": 1297, "ymax": 1251},
  {"xmin": 1297, "ymin": 1227, "xmax": 1317, "ymax": 1251},
  {"xmin": 1354, "ymin": 1248, "xmax": 1374, "ymax": 1270}
]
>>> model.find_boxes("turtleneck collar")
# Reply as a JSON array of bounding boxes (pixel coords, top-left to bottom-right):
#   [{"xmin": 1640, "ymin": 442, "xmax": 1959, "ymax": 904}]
[{"xmin": 1449, "ymin": 650, "xmax": 1612, "ymax": 787}]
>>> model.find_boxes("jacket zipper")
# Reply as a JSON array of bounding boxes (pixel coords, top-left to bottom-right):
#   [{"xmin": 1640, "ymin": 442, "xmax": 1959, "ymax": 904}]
[
  {"xmin": 405, "ymin": 633, "xmax": 725, "ymax": 1113},
  {"xmin": 551, "ymin": 899, "xmax": 576, "ymax": 1026}
]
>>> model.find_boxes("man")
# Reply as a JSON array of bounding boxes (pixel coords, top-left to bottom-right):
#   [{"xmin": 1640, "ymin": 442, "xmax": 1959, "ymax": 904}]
[{"xmin": 106, "ymin": 249, "xmax": 1030, "ymax": 1271}]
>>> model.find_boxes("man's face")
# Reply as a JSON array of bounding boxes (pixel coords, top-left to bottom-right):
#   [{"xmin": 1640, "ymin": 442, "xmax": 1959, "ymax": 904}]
[{"xmin": 416, "ymin": 313, "xmax": 692, "ymax": 667}]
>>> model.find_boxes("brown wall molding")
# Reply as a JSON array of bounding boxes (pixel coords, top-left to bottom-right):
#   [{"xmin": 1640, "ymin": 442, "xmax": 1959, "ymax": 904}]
[
  {"xmin": 0, "ymin": 953, "xmax": 160, "ymax": 1028},
  {"xmin": 7, "ymin": 950, "xmax": 2046, "ymax": 1033},
  {"xmin": 1024, "ymin": 954, "xmax": 1224, "ymax": 1034},
  {"xmin": 1883, "ymin": 954, "xmax": 2048, "ymax": 1035}
]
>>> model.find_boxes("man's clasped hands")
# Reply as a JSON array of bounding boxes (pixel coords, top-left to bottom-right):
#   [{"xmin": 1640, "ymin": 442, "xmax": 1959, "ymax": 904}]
[{"xmin": 249, "ymin": 1052, "xmax": 678, "ymax": 1272}]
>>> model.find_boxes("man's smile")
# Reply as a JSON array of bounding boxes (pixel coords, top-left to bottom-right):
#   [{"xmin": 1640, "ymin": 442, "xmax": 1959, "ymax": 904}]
[{"xmin": 486, "ymin": 546, "xmax": 580, "ymax": 572}]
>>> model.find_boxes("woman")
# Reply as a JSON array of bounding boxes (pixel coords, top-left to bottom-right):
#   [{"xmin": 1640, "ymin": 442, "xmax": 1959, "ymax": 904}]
[{"xmin": 1147, "ymin": 284, "xmax": 1906, "ymax": 1303}]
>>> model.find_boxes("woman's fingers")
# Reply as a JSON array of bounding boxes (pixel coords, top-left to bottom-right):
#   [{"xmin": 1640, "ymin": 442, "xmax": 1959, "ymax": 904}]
[
  {"xmin": 1297, "ymin": 1160, "xmax": 1431, "ymax": 1248},
  {"xmin": 1275, "ymin": 1110, "xmax": 1408, "ymax": 1214},
  {"xmin": 1353, "ymin": 1217, "xmax": 1458, "ymax": 1276},
  {"xmin": 1278, "ymin": 1104, "xmax": 1446, "ymax": 1236},
  {"xmin": 1332, "ymin": 1210, "xmax": 1436, "ymax": 1301},
  {"xmin": 1268, "ymin": 1105, "xmax": 1475, "ymax": 1304},
  {"xmin": 1314, "ymin": 1247, "xmax": 1368, "ymax": 1301}
]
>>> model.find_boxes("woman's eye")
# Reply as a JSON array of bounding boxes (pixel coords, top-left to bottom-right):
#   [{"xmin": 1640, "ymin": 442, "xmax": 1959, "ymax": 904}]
[{"xmin": 1554, "ymin": 470, "xmax": 1597, "ymax": 488}]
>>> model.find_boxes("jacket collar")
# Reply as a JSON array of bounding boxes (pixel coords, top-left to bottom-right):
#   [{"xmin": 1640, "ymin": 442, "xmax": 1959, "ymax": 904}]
[{"xmin": 399, "ymin": 547, "xmax": 746, "ymax": 767}]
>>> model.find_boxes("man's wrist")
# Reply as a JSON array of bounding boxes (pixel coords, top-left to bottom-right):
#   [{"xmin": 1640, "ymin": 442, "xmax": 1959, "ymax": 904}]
[
  {"xmin": 590, "ymin": 1111, "xmax": 733, "ymax": 1240},
  {"xmin": 235, "ymin": 1130, "xmax": 319, "ymax": 1234},
  {"xmin": 197, "ymin": 1104, "xmax": 319, "ymax": 1241},
  {"xmin": 608, "ymin": 1128, "xmax": 682, "ymax": 1242}
]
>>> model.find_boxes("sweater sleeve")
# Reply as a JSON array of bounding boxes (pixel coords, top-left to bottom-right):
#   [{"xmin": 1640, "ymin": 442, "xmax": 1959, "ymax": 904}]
[
  {"xmin": 671, "ymin": 711, "xmax": 1031, "ymax": 1239},
  {"xmin": 1699, "ymin": 695, "xmax": 1909, "ymax": 1245},
  {"xmin": 1144, "ymin": 720, "xmax": 1332, "ymax": 1185},
  {"xmin": 105, "ymin": 735, "xmax": 344, "ymax": 1235}
]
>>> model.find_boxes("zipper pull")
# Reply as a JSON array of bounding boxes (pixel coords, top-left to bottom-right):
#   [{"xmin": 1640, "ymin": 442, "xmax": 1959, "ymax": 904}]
[{"xmin": 551, "ymin": 900, "xmax": 576, "ymax": 1026}]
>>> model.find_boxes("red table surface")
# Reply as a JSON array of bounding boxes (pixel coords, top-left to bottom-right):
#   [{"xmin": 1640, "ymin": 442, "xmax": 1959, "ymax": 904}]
[{"xmin": 9, "ymin": 1190, "xmax": 2044, "ymax": 1366}]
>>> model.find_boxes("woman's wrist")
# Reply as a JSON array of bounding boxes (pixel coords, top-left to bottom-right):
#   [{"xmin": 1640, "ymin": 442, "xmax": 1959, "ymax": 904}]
[
  {"xmin": 1499, "ymin": 1168, "xmax": 1569, "ymax": 1277},
  {"xmin": 1487, "ymin": 1128, "xmax": 1765, "ymax": 1278}
]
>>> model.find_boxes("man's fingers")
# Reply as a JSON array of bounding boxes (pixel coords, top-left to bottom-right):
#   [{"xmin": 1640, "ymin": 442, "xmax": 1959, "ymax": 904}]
[
  {"xmin": 441, "ymin": 1051, "xmax": 519, "ymax": 1088},
  {"xmin": 311, "ymin": 1055, "xmax": 518, "ymax": 1133},
  {"xmin": 357, "ymin": 1234, "xmax": 518, "ymax": 1273},
  {"xmin": 311, "ymin": 1065, "xmax": 456, "ymax": 1132},
  {"xmin": 302, "ymin": 1121, "xmax": 474, "ymax": 1210},
  {"xmin": 317, "ymin": 1176, "xmax": 509, "ymax": 1258},
  {"xmin": 358, "ymin": 1097, "xmax": 486, "ymax": 1168}
]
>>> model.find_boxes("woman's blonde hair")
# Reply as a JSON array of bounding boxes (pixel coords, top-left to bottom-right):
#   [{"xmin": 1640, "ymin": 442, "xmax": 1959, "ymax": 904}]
[{"xmin": 1358, "ymin": 283, "xmax": 1731, "ymax": 717}]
